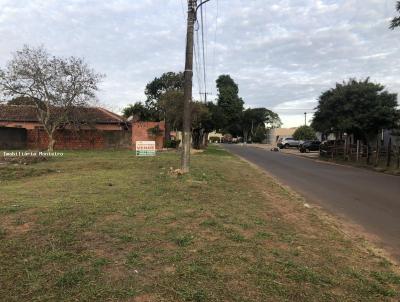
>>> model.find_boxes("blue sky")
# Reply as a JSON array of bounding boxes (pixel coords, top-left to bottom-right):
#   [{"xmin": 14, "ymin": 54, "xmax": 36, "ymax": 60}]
[{"xmin": 1, "ymin": 0, "xmax": 400, "ymax": 127}]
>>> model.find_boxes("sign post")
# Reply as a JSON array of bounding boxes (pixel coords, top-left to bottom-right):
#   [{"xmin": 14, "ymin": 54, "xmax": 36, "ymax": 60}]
[{"xmin": 136, "ymin": 141, "xmax": 156, "ymax": 157}]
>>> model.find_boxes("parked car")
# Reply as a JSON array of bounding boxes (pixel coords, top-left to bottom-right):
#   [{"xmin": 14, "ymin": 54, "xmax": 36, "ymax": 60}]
[
  {"xmin": 277, "ymin": 137, "xmax": 302, "ymax": 149},
  {"xmin": 299, "ymin": 140, "xmax": 321, "ymax": 153}
]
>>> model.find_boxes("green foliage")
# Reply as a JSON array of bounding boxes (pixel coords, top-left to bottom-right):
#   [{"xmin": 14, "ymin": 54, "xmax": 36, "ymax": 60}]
[
  {"xmin": 147, "ymin": 125, "xmax": 162, "ymax": 137},
  {"xmin": 159, "ymin": 90, "xmax": 184, "ymax": 130},
  {"xmin": 215, "ymin": 75, "xmax": 281, "ymax": 140},
  {"xmin": 252, "ymin": 125, "xmax": 268, "ymax": 143},
  {"xmin": 311, "ymin": 78, "xmax": 400, "ymax": 141},
  {"xmin": 144, "ymin": 71, "xmax": 184, "ymax": 119},
  {"xmin": 122, "ymin": 102, "xmax": 156, "ymax": 121},
  {"xmin": 209, "ymin": 136, "xmax": 221, "ymax": 143},
  {"xmin": 293, "ymin": 125, "xmax": 317, "ymax": 141},
  {"xmin": 390, "ymin": 1, "xmax": 400, "ymax": 29},
  {"xmin": 240, "ymin": 108, "xmax": 282, "ymax": 142},
  {"xmin": 165, "ymin": 139, "xmax": 180, "ymax": 148},
  {"xmin": 216, "ymin": 75, "xmax": 244, "ymax": 136}
]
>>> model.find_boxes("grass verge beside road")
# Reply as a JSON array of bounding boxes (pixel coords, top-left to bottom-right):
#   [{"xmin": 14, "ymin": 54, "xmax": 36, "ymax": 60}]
[{"xmin": 0, "ymin": 146, "xmax": 399, "ymax": 301}]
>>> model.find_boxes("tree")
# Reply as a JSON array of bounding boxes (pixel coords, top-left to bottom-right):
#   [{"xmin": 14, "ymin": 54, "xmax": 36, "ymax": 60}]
[
  {"xmin": 311, "ymin": 78, "xmax": 400, "ymax": 143},
  {"xmin": 252, "ymin": 125, "xmax": 268, "ymax": 143},
  {"xmin": 159, "ymin": 90, "xmax": 184, "ymax": 133},
  {"xmin": 144, "ymin": 71, "xmax": 184, "ymax": 117},
  {"xmin": 293, "ymin": 125, "xmax": 316, "ymax": 141},
  {"xmin": 390, "ymin": 1, "xmax": 400, "ymax": 29},
  {"xmin": 144, "ymin": 72, "xmax": 184, "ymax": 142},
  {"xmin": 216, "ymin": 75, "xmax": 244, "ymax": 136},
  {"xmin": 240, "ymin": 108, "xmax": 282, "ymax": 142},
  {"xmin": 122, "ymin": 102, "xmax": 157, "ymax": 121},
  {"xmin": 0, "ymin": 46, "xmax": 103, "ymax": 151},
  {"xmin": 191, "ymin": 101, "xmax": 211, "ymax": 149}
]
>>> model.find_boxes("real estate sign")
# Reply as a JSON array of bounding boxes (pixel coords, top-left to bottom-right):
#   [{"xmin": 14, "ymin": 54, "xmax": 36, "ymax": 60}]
[{"xmin": 136, "ymin": 141, "xmax": 156, "ymax": 156}]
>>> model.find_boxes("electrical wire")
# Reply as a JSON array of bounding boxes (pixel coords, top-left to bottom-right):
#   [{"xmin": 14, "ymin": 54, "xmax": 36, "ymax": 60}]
[
  {"xmin": 211, "ymin": 0, "xmax": 219, "ymax": 97},
  {"xmin": 200, "ymin": 4, "xmax": 207, "ymax": 103},
  {"xmin": 194, "ymin": 29, "xmax": 203, "ymax": 102},
  {"xmin": 179, "ymin": 0, "xmax": 186, "ymax": 22}
]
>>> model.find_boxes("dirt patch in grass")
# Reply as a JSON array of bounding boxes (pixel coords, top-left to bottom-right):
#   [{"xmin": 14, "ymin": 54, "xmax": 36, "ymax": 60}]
[
  {"xmin": 0, "ymin": 164, "xmax": 56, "ymax": 181},
  {"xmin": 0, "ymin": 155, "xmax": 49, "ymax": 165}
]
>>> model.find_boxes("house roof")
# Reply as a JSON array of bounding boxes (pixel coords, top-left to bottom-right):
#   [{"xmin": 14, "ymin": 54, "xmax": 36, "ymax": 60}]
[
  {"xmin": 0, "ymin": 105, "xmax": 126, "ymax": 124},
  {"xmin": 271, "ymin": 127, "xmax": 298, "ymax": 137}
]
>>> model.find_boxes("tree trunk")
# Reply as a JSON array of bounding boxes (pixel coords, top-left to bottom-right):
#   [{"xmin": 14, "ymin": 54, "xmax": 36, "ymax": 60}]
[
  {"xmin": 243, "ymin": 131, "xmax": 248, "ymax": 144},
  {"xmin": 46, "ymin": 128, "xmax": 56, "ymax": 151},
  {"xmin": 192, "ymin": 128, "xmax": 204, "ymax": 150},
  {"xmin": 203, "ymin": 132, "xmax": 209, "ymax": 147},
  {"xmin": 48, "ymin": 136, "xmax": 56, "ymax": 151}
]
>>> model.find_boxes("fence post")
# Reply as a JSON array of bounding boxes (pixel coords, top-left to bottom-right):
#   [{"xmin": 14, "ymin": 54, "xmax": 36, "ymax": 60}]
[
  {"xmin": 375, "ymin": 138, "xmax": 379, "ymax": 166},
  {"xmin": 356, "ymin": 140, "xmax": 360, "ymax": 162},
  {"xmin": 386, "ymin": 138, "xmax": 392, "ymax": 168},
  {"xmin": 397, "ymin": 146, "xmax": 400, "ymax": 170}
]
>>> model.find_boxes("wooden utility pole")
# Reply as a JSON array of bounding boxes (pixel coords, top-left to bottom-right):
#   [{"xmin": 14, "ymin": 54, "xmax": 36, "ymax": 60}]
[
  {"xmin": 181, "ymin": 0, "xmax": 197, "ymax": 173},
  {"xmin": 199, "ymin": 92, "xmax": 212, "ymax": 103}
]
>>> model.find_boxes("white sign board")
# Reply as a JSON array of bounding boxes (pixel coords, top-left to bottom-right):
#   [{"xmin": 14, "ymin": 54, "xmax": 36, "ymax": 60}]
[{"xmin": 136, "ymin": 141, "xmax": 156, "ymax": 156}]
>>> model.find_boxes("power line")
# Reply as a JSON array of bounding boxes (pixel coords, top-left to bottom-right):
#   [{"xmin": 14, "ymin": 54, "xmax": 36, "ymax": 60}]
[
  {"xmin": 211, "ymin": 0, "xmax": 219, "ymax": 97},
  {"xmin": 179, "ymin": 0, "xmax": 186, "ymax": 22},
  {"xmin": 193, "ymin": 31, "xmax": 203, "ymax": 102},
  {"xmin": 200, "ymin": 4, "xmax": 207, "ymax": 102}
]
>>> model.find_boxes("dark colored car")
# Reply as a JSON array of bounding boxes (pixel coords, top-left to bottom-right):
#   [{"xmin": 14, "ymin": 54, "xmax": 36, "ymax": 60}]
[{"xmin": 299, "ymin": 140, "xmax": 321, "ymax": 153}]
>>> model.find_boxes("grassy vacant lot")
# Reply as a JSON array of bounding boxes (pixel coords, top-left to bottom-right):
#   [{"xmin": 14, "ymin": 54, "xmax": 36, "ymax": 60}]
[{"xmin": 0, "ymin": 146, "xmax": 399, "ymax": 301}]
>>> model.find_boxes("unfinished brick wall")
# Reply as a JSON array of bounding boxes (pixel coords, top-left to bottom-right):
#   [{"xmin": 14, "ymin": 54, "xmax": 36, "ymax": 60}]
[
  {"xmin": 27, "ymin": 129, "xmax": 131, "ymax": 150},
  {"xmin": 132, "ymin": 121, "xmax": 165, "ymax": 150}
]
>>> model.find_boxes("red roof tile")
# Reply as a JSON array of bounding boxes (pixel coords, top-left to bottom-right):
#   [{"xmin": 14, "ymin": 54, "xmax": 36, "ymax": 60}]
[{"xmin": 0, "ymin": 105, "xmax": 125, "ymax": 124}]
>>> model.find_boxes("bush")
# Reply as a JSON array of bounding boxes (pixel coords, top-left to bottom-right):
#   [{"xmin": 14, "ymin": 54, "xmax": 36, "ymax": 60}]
[
  {"xmin": 293, "ymin": 126, "xmax": 316, "ymax": 141},
  {"xmin": 165, "ymin": 139, "xmax": 181, "ymax": 149},
  {"xmin": 253, "ymin": 125, "xmax": 267, "ymax": 143},
  {"xmin": 147, "ymin": 125, "xmax": 162, "ymax": 137},
  {"xmin": 209, "ymin": 136, "xmax": 221, "ymax": 143}
]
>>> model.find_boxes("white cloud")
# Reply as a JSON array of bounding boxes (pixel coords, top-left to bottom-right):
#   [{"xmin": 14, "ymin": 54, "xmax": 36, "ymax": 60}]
[{"xmin": 0, "ymin": 0, "xmax": 400, "ymax": 127}]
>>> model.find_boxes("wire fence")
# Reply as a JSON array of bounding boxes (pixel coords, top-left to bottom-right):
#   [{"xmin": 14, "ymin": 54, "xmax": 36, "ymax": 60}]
[{"xmin": 320, "ymin": 138, "xmax": 400, "ymax": 170}]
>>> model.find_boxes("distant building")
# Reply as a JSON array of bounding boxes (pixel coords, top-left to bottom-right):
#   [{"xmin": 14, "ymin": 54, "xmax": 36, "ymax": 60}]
[
  {"xmin": 208, "ymin": 131, "xmax": 223, "ymax": 143},
  {"xmin": 266, "ymin": 127, "xmax": 298, "ymax": 144}
]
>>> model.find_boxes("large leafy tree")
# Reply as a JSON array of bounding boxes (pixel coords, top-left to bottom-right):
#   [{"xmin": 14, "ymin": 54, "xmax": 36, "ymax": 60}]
[
  {"xmin": 159, "ymin": 90, "xmax": 185, "ymax": 132},
  {"xmin": 145, "ymin": 71, "xmax": 184, "ymax": 116},
  {"xmin": 240, "ymin": 108, "xmax": 282, "ymax": 142},
  {"xmin": 0, "ymin": 45, "xmax": 103, "ymax": 151},
  {"xmin": 122, "ymin": 102, "xmax": 157, "ymax": 121},
  {"xmin": 311, "ymin": 78, "xmax": 400, "ymax": 143},
  {"xmin": 191, "ymin": 101, "xmax": 211, "ymax": 149},
  {"xmin": 390, "ymin": 1, "xmax": 400, "ymax": 29},
  {"xmin": 293, "ymin": 125, "xmax": 316, "ymax": 141},
  {"xmin": 216, "ymin": 75, "xmax": 244, "ymax": 136},
  {"xmin": 144, "ymin": 72, "xmax": 184, "ymax": 142}
]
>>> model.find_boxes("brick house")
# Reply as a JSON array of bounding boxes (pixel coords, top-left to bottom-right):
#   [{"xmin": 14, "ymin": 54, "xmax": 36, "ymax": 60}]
[
  {"xmin": 0, "ymin": 105, "xmax": 131, "ymax": 150},
  {"xmin": 132, "ymin": 121, "xmax": 165, "ymax": 150}
]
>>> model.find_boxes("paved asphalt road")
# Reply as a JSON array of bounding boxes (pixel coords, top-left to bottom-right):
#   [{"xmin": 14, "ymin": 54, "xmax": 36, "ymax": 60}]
[{"xmin": 223, "ymin": 144, "xmax": 400, "ymax": 260}]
